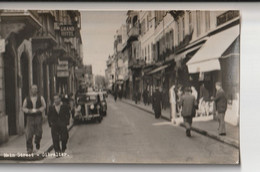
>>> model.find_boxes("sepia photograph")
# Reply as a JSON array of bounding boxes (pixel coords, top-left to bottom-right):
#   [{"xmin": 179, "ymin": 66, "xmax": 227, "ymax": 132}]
[{"xmin": 0, "ymin": 9, "xmax": 240, "ymax": 164}]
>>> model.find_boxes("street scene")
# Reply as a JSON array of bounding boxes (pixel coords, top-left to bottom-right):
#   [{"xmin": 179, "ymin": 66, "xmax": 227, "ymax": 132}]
[{"xmin": 0, "ymin": 10, "xmax": 240, "ymax": 164}]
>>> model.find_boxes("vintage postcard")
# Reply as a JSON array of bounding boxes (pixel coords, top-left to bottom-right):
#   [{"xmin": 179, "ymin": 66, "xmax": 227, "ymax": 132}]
[{"xmin": 0, "ymin": 10, "xmax": 240, "ymax": 164}]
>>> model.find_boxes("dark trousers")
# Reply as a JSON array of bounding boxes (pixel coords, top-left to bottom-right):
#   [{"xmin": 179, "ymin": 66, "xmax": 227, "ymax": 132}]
[
  {"xmin": 217, "ymin": 112, "xmax": 226, "ymax": 134},
  {"xmin": 183, "ymin": 117, "xmax": 193, "ymax": 130},
  {"xmin": 25, "ymin": 115, "xmax": 43, "ymax": 153},
  {"xmin": 51, "ymin": 125, "xmax": 69, "ymax": 153}
]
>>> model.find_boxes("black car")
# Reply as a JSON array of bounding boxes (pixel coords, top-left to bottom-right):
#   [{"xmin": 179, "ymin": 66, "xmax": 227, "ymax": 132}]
[{"xmin": 74, "ymin": 92, "xmax": 103, "ymax": 123}]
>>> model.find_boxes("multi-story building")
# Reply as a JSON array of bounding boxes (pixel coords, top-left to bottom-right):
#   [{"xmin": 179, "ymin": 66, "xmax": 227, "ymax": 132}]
[{"xmin": 0, "ymin": 10, "xmax": 83, "ymax": 144}]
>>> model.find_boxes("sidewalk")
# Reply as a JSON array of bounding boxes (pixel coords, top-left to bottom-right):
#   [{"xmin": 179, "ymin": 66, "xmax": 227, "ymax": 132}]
[
  {"xmin": 0, "ymin": 118, "xmax": 74, "ymax": 161},
  {"xmin": 121, "ymin": 98, "xmax": 239, "ymax": 149}
]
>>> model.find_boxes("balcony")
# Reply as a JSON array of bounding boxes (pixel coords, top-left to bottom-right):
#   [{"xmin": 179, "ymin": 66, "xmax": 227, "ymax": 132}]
[
  {"xmin": 0, "ymin": 10, "xmax": 42, "ymax": 40},
  {"xmin": 127, "ymin": 25, "xmax": 139, "ymax": 41},
  {"xmin": 53, "ymin": 35, "xmax": 66, "ymax": 56}
]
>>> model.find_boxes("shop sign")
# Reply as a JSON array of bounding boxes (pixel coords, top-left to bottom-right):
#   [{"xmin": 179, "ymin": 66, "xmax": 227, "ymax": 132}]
[
  {"xmin": 0, "ymin": 39, "xmax": 5, "ymax": 53},
  {"xmin": 60, "ymin": 25, "xmax": 75, "ymax": 37},
  {"xmin": 57, "ymin": 71, "xmax": 69, "ymax": 77},
  {"xmin": 57, "ymin": 60, "xmax": 69, "ymax": 77}
]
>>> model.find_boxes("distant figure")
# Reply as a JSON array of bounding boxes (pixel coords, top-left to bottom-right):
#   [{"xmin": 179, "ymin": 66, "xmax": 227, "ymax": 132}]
[
  {"xmin": 143, "ymin": 89, "xmax": 148, "ymax": 106},
  {"xmin": 212, "ymin": 82, "xmax": 227, "ymax": 136},
  {"xmin": 152, "ymin": 87, "xmax": 162, "ymax": 119},
  {"xmin": 199, "ymin": 83, "xmax": 210, "ymax": 116},
  {"xmin": 134, "ymin": 90, "xmax": 140, "ymax": 104},
  {"xmin": 169, "ymin": 85, "xmax": 177, "ymax": 124},
  {"xmin": 162, "ymin": 89, "xmax": 168, "ymax": 110},
  {"xmin": 114, "ymin": 90, "xmax": 117, "ymax": 102},
  {"xmin": 180, "ymin": 87, "xmax": 196, "ymax": 137}
]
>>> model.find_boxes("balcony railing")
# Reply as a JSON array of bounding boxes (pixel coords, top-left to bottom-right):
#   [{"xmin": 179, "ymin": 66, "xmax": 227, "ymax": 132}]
[{"xmin": 128, "ymin": 25, "xmax": 139, "ymax": 38}]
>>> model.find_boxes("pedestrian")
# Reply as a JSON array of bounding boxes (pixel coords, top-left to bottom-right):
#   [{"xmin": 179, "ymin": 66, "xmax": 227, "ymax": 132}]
[
  {"xmin": 199, "ymin": 83, "xmax": 210, "ymax": 116},
  {"xmin": 169, "ymin": 85, "xmax": 177, "ymax": 124},
  {"xmin": 22, "ymin": 85, "xmax": 46, "ymax": 154},
  {"xmin": 114, "ymin": 90, "xmax": 117, "ymax": 102},
  {"xmin": 180, "ymin": 87, "xmax": 196, "ymax": 137},
  {"xmin": 152, "ymin": 87, "xmax": 162, "ymax": 119},
  {"xmin": 143, "ymin": 89, "xmax": 148, "ymax": 105},
  {"xmin": 211, "ymin": 82, "xmax": 227, "ymax": 136},
  {"xmin": 48, "ymin": 94, "xmax": 71, "ymax": 157},
  {"xmin": 162, "ymin": 89, "xmax": 167, "ymax": 110}
]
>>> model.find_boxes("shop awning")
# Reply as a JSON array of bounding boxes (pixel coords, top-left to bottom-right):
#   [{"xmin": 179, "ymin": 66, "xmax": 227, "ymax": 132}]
[
  {"xmin": 147, "ymin": 64, "xmax": 169, "ymax": 75},
  {"xmin": 187, "ymin": 25, "xmax": 240, "ymax": 74}
]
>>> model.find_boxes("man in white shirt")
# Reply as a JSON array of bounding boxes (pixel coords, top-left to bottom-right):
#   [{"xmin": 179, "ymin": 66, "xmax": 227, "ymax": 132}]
[
  {"xmin": 22, "ymin": 85, "xmax": 46, "ymax": 154},
  {"xmin": 169, "ymin": 85, "xmax": 177, "ymax": 124}
]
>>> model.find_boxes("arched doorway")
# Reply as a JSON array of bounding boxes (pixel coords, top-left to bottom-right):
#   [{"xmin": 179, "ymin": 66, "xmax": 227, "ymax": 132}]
[
  {"xmin": 21, "ymin": 52, "xmax": 30, "ymax": 127},
  {"xmin": 4, "ymin": 43, "xmax": 17, "ymax": 135}
]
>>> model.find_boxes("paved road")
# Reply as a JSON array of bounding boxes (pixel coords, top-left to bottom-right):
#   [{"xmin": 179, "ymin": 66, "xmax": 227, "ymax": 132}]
[{"xmin": 42, "ymin": 96, "xmax": 239, "ymax": 164}]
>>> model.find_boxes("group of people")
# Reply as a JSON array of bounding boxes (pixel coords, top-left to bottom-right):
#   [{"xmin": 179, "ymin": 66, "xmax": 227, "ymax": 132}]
[
  {"xmin": 153, "ymin": 82, "xmax": 228, "ymax": 137},
  {"xmin": 22, "ymin": 85, "xmax": 74, "ymax": 157}
]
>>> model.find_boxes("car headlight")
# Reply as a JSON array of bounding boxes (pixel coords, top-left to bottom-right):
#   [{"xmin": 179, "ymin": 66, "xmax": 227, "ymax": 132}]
[{"xmin": 90, "ymin": 104, "xmax": 94, "ymax": 110}]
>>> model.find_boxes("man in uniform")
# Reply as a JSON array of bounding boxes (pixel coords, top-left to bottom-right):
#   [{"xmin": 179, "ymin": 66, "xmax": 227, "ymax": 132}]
[
  {"xmin": 22, "ymin": 85, "xmax": 46, "ymax": 154},
  {"xmin": 48, "ymin": 94, "xmax": 70, "ymax": 156}
]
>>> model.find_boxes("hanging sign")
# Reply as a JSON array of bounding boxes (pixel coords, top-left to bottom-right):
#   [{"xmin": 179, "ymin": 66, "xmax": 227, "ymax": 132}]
[
  {"xmin": 57, "ymin": 60, "xmax": 69, "ymax": 77},
  {"xmin": 60, "ymin": 25, "xmax": 75, "ymax": 37}
]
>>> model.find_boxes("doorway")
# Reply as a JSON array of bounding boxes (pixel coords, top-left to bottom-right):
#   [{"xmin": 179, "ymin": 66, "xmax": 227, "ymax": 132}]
[
  {"xmin": 21, "ymin": 52, "xmax": 30, "ymax": 127},
  {"xmin": 4, "ymin": 44, "xmax": 17, "ymax": 135}
]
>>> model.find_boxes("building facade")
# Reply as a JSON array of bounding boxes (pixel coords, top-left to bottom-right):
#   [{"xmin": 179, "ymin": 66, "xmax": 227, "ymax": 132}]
[
  {"xmin": 105, "ymin": 10, "xmax": 240, "ymax": 126},
  {"xmin": 0, "ymin": 10, "xmax": 83, "ymax": 144}
]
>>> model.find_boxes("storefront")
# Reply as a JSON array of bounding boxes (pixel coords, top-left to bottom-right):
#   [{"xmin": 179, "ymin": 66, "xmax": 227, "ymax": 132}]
[{"xmin": 187, "ymin": 24, "xmax": 240, "ymax": 126}]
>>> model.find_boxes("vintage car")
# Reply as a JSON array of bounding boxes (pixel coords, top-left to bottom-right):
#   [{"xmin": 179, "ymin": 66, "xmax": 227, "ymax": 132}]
[
  {"xmin": 99, "ymin": 92, "xmax": 107, "ymax": 116},
  {"xmin": 74, "ymin": 92, "xmax": 103, "ymax": 123}
]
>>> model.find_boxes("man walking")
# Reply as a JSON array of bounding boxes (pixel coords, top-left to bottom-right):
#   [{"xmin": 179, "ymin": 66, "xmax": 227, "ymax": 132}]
[
  {"xmin": 180, "ymin": 87, "xmax": 196, "ymax": 137},
  {"xmin": 48, "ymin": 94, "xmax": 70, "ymax": 156},
  {"xmin": 212, "ymin": 82, "xmax": 227, "ymax": 136},
  {"xmin": 22, "ymin": 85, "xmax": 46, "ymax": 154},
  {"xmin": 152, "ymin": 87, "xmax": 162, "ymax": 119}
]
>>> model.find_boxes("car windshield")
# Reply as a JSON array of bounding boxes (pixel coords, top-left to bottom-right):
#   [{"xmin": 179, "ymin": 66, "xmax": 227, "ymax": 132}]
[{"xmin": 86, "ymin": 95, "xmax": 97, "ymax": 101}]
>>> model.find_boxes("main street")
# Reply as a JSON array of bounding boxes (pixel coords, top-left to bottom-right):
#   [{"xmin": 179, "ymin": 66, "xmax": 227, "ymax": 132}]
[{"xmin": 42, "ymin": 96, "xmax": 238, "ymax": 164}]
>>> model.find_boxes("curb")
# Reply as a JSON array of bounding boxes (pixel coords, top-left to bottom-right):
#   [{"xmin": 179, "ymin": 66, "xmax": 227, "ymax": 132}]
[
  {"xmin": 121, "ymin": 99, "xmax": 239, "ymax": 149},
  {"xmin": 0, "ymin": 124, "xmax": 74, "ymax": 161}
]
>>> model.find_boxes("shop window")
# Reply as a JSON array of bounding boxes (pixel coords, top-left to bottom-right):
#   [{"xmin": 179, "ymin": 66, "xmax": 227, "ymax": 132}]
[
  {"xmin": 196, "ymin": 11, "xmax": 201, "ymax": 37},
  {"xmin": 205, "ymin": 11, "xmax": 210, "ymax": 32}
]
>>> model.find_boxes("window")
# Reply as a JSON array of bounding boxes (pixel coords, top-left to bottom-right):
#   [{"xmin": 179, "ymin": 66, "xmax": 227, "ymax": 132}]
[
  {"xmin": 205, "ymin": 11, "xmax": 210, "ymax": 31},
  {"xmin": 148, "ymin": 45, "xmax": 150, "ymax": 62},
  {"xmin": 177, "ymin": 21, "xmax": 181, "ymax": 44},
  {"xmin": 196, "ymin": 11, "xmax": 201, "ymax": 36},
  {"xmin": 147, "ymin": 15, "xmax": 149, "ymax": 31},
  {"xmin": 182, "ymin": 17, "xmax": 185, "ymax": 41},
  {"xmin": 141, "ymin": 19, "xmax": 146, "ymax": 36},
  {"xmin": 145, "ymin": 47, "xmax": 147, "ymax": 61},
  {"xmin": 189, "ymin": 12, "xmax": 192, "ymax": 34}
]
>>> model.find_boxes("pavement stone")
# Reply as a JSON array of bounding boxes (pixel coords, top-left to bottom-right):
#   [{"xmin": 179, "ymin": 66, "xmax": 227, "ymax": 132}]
[{"xmin": 120, "ymin": 98, "xmax": 239, "ymax": 149}]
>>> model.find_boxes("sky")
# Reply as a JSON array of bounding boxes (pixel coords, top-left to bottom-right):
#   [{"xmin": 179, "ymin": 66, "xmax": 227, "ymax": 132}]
[{"xmin": 80, "ymin": 11, "xmax": 127, "ymax": 76}]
